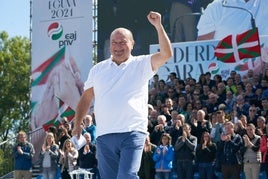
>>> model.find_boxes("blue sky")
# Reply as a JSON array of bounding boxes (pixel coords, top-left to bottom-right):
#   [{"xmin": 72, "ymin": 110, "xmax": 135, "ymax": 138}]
[{"xmin": 0, "ymin": 0, "xmax": 30, "ymax": 38}]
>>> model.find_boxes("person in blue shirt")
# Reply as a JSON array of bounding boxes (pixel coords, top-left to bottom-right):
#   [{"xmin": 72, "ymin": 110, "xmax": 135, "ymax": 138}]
[
  {"xmin": 13, "ymin": 131, "xmax": 35, "ymax": 179},
  {"xmin": 153, "ymin": 133, "xmax": 174, "ymax": 179}
]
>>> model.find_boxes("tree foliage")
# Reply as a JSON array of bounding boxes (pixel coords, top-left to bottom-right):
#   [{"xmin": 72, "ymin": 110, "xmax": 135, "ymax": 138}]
[{"xmin": 0, "ymin": 31, "xmax": 31, "ymax": 141}]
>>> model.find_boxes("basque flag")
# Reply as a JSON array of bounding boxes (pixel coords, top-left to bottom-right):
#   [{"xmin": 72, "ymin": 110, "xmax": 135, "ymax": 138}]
[{"xmin": 214, "ymin": 28, "xmax": 261, "ymax": 63}]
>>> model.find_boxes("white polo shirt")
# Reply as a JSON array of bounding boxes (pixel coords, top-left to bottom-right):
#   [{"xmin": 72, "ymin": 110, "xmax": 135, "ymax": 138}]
[
  {"xmin": 84, "ymin": 55, "xmax": 154, "ymax": 137},
  {"xmin": 197, "ymin": 0, "xmax": 268, "ymax": 39}
]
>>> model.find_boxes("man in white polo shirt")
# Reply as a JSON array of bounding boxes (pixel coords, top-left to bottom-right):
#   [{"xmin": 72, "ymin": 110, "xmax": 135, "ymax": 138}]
[{"xmin": 72, "ymin": 11, "xmax": 172, "ymax": 179}]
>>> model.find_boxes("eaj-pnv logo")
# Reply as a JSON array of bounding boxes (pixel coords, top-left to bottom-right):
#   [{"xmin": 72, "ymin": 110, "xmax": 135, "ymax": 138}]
[
  {"xmin": 208, "ymin": 62, "xmax": 220, "ymax": 75},
  {"xmin": 47, "ymin": 22, "xmax": 63, "ymax": 40}
]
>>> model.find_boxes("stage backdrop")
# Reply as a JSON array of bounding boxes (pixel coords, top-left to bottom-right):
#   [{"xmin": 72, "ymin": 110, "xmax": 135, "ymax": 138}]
[
  {"xmin": 150, "ymin": 35, "xmax": 268, "ymax": 81},
  {"xmin": 30, "ymin": 0, "xmax": 92, "ymax": 161}
]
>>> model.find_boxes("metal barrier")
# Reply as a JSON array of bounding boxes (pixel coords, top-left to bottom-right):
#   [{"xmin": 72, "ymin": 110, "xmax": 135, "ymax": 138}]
[{"xmin": 69, "ymin": 168, "xmax": 94, "ymax": 179}]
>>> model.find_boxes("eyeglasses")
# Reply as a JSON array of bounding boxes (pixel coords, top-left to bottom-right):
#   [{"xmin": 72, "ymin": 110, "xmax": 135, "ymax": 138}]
[{"xmin": 249, "ymin": 109, "xmax": 256, "ymax": 112}]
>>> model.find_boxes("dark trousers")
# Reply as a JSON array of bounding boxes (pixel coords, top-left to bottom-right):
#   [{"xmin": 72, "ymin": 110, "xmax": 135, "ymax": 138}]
[
  {"xmin": 221, "ymin": 164, "xmax": 241, "ymax": 179},
  {"xmin": 198, "ymin": 162, "xmax": 214, "ymax": 179},
  {"xmin": 177, "ymin": 160, "xmax": 194, "ymax": 179}
]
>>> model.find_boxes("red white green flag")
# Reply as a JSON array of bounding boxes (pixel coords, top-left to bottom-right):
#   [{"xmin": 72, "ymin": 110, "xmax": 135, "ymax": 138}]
[
  {"xmin": 214, "ymin": 28, "xmax": 261, "ymax": 63},
  {"xmin": 31, "ymin": 46, "xmax": 65, "ymax": 86},
  {"xmin": 42, "ymin": 97, "xmax": 75, "ymax": 131}
]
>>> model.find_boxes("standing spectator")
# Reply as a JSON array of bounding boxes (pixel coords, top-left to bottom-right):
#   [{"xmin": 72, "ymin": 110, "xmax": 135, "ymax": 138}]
[
  {"xmin": 260, "ymin": 97, "xmax": 268, "ymax": 120},
  {"xmin": 225, "ymin": 91, "xmax": 235, "ymax": 114},
  {"xmin": 59, "ymin": 139, "xmax": 78, "ymax": 179},
  {"xmin": 196, "ymin": 131, "xmax": 217, "ymax": 179},
  {"xmin": 138, "ymin": 135, "xmax": 157, "ymax": 179},
  {"xmin": 148, "ymin": 109, "xmax": 159, "ymax": 134},
  {"xmin": 256, "ymin": 116, "xmax": 267, "ymax": 136},
  {"xmin": 218, "ymin": 121, "xmax": 243, "ymax": 179},
  {"xmin": 166, "ymin": 72, "xmax": 177, "ymax": 88},
  {"xmin": 40, "ymin": 132, "xmax": 59, "ymax": 179},
  {"xmin": 82, "ymin": 114, "xmax": 96, "ymax": 144},
  {"xmin": 207, "ymin": 93, "xmax": 220, "ymax": 115},
  {"xmin": 175, "ymin": 123, "xmax": 197, "ymax": 179},
  {"xmin": 150, "ymin": 115, "xmax": 168, "ymax": 145},
  {"xmin": 13, "ymin": 131, "xmax": 35, "ymax": 179},
  {"xmin": 235, "ymin": 94, "xmax": 250, "ymax": 117},
  {"xmin": 211, "ymin": 110, "xmax": 226, "ymax": 144},
  {"xmin": 153, "ymin": 133, "xmax": 174, "ymax": 179},
  {"xmin": 72, "ymin": 11, "xmax": 173, "ymax": 179},
  {"xmin": 57, "ymin": 126, "xmax": 71, "ymax": 150},
  {"xmin": 260, "ymin": 126, "xmax": 268, "ymax": 177},
  {"xmin": 78, "ymin": 133, "xmax": 98, "ymax": 179},
  {"xmin": 196, "ymin": 109, "xmax": 212, "ymax": 143},
  {"xmin": 242, "ymin": 123, "xmax": 261, "ymax": 179},
  {"xmin": 247, "ymin": 105, "xmax": 259, "ymax": 127}
]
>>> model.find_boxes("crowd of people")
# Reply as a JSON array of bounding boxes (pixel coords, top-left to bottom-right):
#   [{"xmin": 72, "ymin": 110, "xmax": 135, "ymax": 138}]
[
  {"xmin": 143, "ymin": 69, "xmax": 268, "ymax": 179},
  {"xmin": 13, "ymin": 68, "xmax": 268, "ymax": 179}
]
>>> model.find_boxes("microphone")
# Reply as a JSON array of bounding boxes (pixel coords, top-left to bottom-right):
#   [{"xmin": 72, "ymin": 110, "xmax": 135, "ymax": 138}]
[{"xmin": 222, "ymin": 0, "xmax": 256, "ymax": 28}]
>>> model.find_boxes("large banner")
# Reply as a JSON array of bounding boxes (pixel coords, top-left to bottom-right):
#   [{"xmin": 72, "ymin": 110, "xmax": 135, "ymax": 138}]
[
  {"xmin": 150, "ymin": 36, "xmax": 268, "ymax": 81},
  {"xmin": 31, "ymin": 0, "xmax": 92, "ymax": 160}
]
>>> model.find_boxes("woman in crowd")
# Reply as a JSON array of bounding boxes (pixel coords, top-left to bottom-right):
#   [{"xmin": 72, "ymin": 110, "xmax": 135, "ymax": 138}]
[
  {"xmin": 59, "ymin": 139, "xmax": 78, "ymax": 179},
  {"xmin": 196, "ymin": 131, "xmax": 217, "ymax": 179},
  {"xmin": 153, "ymin": 133, "xmax": 174, "ymax": 179},
  {"xmin": 40, "ymin": 132, "xmax": 59, "ymax": 179}
]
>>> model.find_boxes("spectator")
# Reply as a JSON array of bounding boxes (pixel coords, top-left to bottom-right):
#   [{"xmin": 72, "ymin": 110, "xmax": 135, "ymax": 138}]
[
  {"xmin": 153, "ymin": 133, "xmax": 174, "ymax": 179},
  {"xmin": 40, "ymin": 132, "xmax": 59, "ymax": 179},
  {"xmin": 211, "ymin": 110, "xmax": 227, "ymax": 171},
  {"xmin": 226, "ymin": 77, "xmax": 237, "ymax": 95},
  {"xmin": 148, "ymin": 109, "xmax": 159, "ymax": 134},
  {"xmin": 234, "ymin": 94, "xmax": 250, "ymax": 117},
  {"xmin": 57, "ymin": 126, "xmax": 71, "ymax": 150},
  {"xmin": 82, "ymin": 114, "xmax": 96, "ymax": 144},
  {"xmin": 247, "ymin": 105, "xmax": 259, "ymax": 127},
  {"xmin": 225, "ymin": 90, "xmax": 235, "ymax": 114},
  {"xmin": 59, "ymin": 139, "xmax": 78, "ymax": 179},
  {"xmin": 166, "ymin": 72, "xmax": 177, "ymax": 88},
  {"xmin": 234, "ymin": 120, "xmax": 247, "ymax": 137},
  {"xmin": 260, "ymin": 97, "xmax": 268, "ymax": 120},
  {"xmin": 138, "ymin": 135, "xmax": 157, "ymax": 179},
  {"xmin": 167, "ymin": 110, "xmax": 178, "ymax": 127},
  {"xmin": 13, "ymin": 131, "xmax": 35, "ymax": 179},
  {"xmin": 196, "ymin": 131, "xmax": 217, "ymax": 179},
  {"xmin": 205, "ymin": 72, "xmax": 216, "ymax": 90},
  {"xmin": 206, "ymin": 93, "xmax": 220, "ymax": 114},
  {"xmin": 256, "ymin": 116, "xmax": 267, "ymax": 136},
  {"xmin": 168, "ymin": 114, "xmax": 184, "ymax": 146},
  {"xmin": 218, "ymin": 121, "xmax": 243, "ymax": 179},
  {"xmin": 77, "ymin": 133, "xmax": 98, "ymax": 179},
  {"xmin": 175, "ymin": 123, "xmax": 197, "ymax": 179},
  {"xmin": 260, "ymin": 126, "xmax": 268, "ymax": 177},
  {"xmin": 195, "ymin": 109, "xmax": 212, "ymax": 143},
  {"xmin": 150, "ymin": 115, "xmax": 169, "ymax": 145},
  {"xmin": 242, "ymin": 123, "xmax": 261, "ymax": 179}
]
